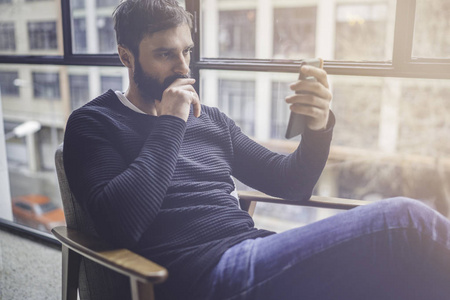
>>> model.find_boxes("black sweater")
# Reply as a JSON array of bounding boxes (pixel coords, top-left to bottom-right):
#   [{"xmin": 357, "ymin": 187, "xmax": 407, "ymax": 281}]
[{"xmin": 63, "ymin": 90, "xmax": 333, "ymax": 298}]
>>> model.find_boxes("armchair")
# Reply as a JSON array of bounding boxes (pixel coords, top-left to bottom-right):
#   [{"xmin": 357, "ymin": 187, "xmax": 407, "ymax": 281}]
[{"xmin": 52, "ymin": 144, "xmax": 369, "ymax": 300}]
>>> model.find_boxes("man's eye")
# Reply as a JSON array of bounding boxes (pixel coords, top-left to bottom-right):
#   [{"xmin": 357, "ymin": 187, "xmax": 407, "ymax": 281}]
[{"xmin": 183, "ymin": 49, "xmax": 192, "ymax": 56}]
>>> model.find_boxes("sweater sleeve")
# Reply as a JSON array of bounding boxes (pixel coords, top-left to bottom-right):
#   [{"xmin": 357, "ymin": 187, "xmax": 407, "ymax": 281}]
[
  {"xmin": 230, "ymin": 112, "xmax": 335, "ymax": 201},
  {"xmin": 63, "ymin": 110, "xmax": 186, "ymax": 247}
]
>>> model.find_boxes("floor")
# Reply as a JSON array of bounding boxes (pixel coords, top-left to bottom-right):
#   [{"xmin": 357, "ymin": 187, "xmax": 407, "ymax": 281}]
[{"xmin": 0, "ymin": 228, "xmax": 61, "ymax": 300}]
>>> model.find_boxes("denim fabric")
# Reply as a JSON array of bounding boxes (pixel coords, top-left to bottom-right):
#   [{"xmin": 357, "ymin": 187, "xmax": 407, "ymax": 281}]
[{"xmin": 200, "ymin": 197, "xmax": 450, "ymax": 300}]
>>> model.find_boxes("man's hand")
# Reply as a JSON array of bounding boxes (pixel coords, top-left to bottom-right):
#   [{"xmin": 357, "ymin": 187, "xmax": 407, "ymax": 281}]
[
  {"xmin": 285, "ymin": 65, "xmax": 332, "ymax": 131},
  {"xmin": 155, "ymin": 78, "xmax": 201, "ymax": 122}
]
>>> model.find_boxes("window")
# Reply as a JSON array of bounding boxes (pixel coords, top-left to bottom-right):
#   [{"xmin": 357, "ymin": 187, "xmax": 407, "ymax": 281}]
[
  {"xmin": 413, "ymin": 0, "xmax": 450, "ymax": 59},
  {"xmin": 270, "ymin": 81, "xmax": 291, "ymax": 139},
  {"xmin": 273, "ymin": 7, "xmax": 316, "ymax": 59},
  {"xmin": 32, "ymin": 72, "xmax": 60, "ymax": 99},
  {"xmin": 71, "ymin": 0, "xmax": 84, "ymax": 9},
  {"xmin": 335, "ymin": 3, "xmax": 393, "ymax": 61},
  {"xmin": 0, "ymin": 71, "xmax": 19, "ymax": 96},
  {"xmin": 0, "ymin": 23, "xmax": 15, "ymax": 51},
  {"xmin": 96, "ymin": 0, "xmax": 119, "ymax": 8},
  {"xmin": 38, "ymin": 126, "xmax": 64, "ymax": 170},
  {"xmin": 69, "ymin": 74, "xmax": 89, "ymax": 110},
  {"xmin": 101, "ymin": 75, "xmax": 122, "ymax": 93},
  {"xmin": 218, "ymin": 10, "xmax": 256, "ymax": 58},
  {"xmin": 218, "ymin": 79, "xmax": 255, "ymax": 136},
  {"xmin": 0, "ymin": 0, "xmax": 12, "ymax": 4},
  {"xmin": 97, "ymin": 17, "xmax": 116, "ymax": 54},
  {"xmin": 72, "ymin": 18, "xmax": 87, "ymax": 54},
  {"xmin": 28, "ymin": 21, "xmax": 58, "ymax": 50}
]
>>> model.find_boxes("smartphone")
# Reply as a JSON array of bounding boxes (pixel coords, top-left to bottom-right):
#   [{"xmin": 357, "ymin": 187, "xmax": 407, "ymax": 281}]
[{"xmin": 285, "ymin": 58, "xmax": 323, "ymax": 139}]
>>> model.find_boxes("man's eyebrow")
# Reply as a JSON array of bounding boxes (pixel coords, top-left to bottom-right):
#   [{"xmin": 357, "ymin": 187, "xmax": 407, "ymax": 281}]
[{"xmin": 152, "ymin": 44, "xmax": 195, "ymax": 53}]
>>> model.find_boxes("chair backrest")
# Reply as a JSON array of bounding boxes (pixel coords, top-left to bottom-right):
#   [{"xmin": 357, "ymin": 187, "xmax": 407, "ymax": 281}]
[{"xmin": 55, "ymin": 144, "xmax": 130, "ymax": 300}]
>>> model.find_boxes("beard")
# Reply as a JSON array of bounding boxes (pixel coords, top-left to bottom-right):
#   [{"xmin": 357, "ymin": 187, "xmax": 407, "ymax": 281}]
[{"xmin": 133, "ymin": 60, "xmax": 190, "ymax": 101}]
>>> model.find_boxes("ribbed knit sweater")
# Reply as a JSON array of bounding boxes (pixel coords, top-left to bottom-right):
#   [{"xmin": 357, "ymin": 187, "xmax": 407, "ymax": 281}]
[{"xmin": 63, "ymin": 89, "xmax": 333, "ymax": 298}]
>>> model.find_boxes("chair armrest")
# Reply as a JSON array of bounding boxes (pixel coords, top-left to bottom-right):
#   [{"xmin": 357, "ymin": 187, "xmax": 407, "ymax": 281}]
[
  {"xmin": 52, "ymin": 226, "xmax": 168, "ymax": 284},
  {"xmin": 238, "ymin": 190, "xmax": 373, "ymax": 210}
]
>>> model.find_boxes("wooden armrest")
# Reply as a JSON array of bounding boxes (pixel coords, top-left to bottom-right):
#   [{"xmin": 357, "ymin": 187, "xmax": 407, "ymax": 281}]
[
  {"xmin": 52, "ymin": 226, "xmax": 168, "ymax": 284},
  {"xmin": 238, "ymin": 190, "xmax": 373, "ymax": 210}
]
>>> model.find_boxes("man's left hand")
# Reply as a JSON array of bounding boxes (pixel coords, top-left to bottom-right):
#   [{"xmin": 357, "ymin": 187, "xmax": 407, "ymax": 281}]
[{"xmin": 285, "ymin": 65, "xmax": 332, "ymax": 131}]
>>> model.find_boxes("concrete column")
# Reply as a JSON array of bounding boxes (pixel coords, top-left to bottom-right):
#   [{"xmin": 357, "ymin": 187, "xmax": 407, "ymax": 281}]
[
  {"xmin": 378, "ymin": 78, "xmax": 400, "ymax": 153},
  {"xmin": 254, "ymin": 73, "xmax": 271, "ymax": 140},
  {"xmin": 0, "ymin": 91, "xmax": 13, "ymax": 221},
  {"xmin": 89, "ymin": 67, "xmax": 101, "ymax": 100},
  {"xmin": 256, "ymin": 0, "xmax": 273, "ymax": 59},
  {"xmin": 202, "ymin": 0, "xmax": 219, "ymax": 58},
  {"xmin": 254, "ymin": 0, "xmax": 273, "ymax": 140},
  {"xmin": 316, "ymin": 0, "xmax": 336, "ymax": 59},
  {"xmin": 85, "ymin": 0, "xmax": 99, "ymax": 54}
]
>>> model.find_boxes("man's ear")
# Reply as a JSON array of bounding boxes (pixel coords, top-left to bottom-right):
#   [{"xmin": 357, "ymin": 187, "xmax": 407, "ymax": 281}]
[{"xmin": 118, "ymin": 45, "xmax": 135, "ymax": 69}]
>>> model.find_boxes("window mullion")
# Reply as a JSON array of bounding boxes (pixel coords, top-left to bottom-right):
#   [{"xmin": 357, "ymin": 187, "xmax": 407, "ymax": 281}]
[
  {"xmin": 186, "ymin": 0, "xmax": 201, "ymax": 93},
  {"xmin": 60, "ymin": 0, "xmax": 74, "ymax": 58},
  {"xmin": 392, "ymin": 0, "xmax": 416, "ymax": 71}
]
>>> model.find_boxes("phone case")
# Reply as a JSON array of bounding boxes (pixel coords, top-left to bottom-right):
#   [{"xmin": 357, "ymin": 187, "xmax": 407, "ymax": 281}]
[{"xmin": 285, "ymin": 58, "xmax": 323, "ymax": 139}]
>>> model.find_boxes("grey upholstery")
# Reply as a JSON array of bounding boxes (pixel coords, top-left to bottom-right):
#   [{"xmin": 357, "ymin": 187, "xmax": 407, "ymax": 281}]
[{"xmin": 55, "ymin": 144, "xmax": 130, "ymax": 300}]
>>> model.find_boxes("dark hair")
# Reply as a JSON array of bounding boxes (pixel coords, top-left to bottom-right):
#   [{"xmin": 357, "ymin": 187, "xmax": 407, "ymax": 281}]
[{"xmin": 113, "ymin": 0, "xmax": 193, "ymax": 56}]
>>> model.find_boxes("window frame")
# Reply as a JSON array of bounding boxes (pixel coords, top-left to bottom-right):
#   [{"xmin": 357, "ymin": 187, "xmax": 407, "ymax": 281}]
[
  {"xmin": 0, "ymin": 0, "xmax": 449, "ymax": 242},
  {"xmin": 0, "ymin": 0, "xmax": 446, "ymax": 79}
]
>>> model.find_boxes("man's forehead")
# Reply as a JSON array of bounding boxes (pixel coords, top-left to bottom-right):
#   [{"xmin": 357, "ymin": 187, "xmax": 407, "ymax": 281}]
[{"xmin": 141, "ymin": 24, "xmax": 193, "ymax": 50}]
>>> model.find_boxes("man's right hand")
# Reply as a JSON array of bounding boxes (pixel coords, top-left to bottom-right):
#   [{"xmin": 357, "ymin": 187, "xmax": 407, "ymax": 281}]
[{"xmin": 155, "ymin": 78, "xmax": 201, "ymax": 122}]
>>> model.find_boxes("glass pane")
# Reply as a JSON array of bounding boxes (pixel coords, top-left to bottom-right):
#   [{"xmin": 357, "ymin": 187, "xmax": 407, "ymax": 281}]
[
  {"xmin": 70, "ymin": 0, "xmax": 186, "ymax": 54},
  {"xmin": 412, "ymin": 0, "xmax": 450, "ymax": 59},
  {"xmin": 200, "ymin": 69, "xmax": 450, "ymax": 231},
  {"xmin": 0, "ymin": 0, "xmax": 63, "ymax": 55},
  {"xmin": 1, "ymin": 63, "xmax": 127, "ymax": 232},
  {"xmin": 201, "ymin": 0, "xmax": 396, "ymax": 62}
]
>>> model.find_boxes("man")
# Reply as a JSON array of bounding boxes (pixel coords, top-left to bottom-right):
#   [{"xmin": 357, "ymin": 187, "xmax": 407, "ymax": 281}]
[{"xmin": 63, "ymin": 0, "xmax": 450, "ymax": 299}]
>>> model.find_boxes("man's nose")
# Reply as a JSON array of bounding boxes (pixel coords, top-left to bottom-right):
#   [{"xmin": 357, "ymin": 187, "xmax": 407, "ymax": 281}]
[{"xmin": 173, "ymin": 53, "xmax": 190, "ymax": 75}]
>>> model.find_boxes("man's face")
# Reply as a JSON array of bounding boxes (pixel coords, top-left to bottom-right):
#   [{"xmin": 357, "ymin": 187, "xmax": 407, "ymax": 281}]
[{"xmin": 133, "ymin": 24, "xmax": 194, "ymax": 101}]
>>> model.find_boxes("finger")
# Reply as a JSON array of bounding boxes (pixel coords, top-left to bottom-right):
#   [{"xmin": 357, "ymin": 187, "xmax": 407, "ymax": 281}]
[
  {"xmin": 286, "ymin": 94, "xmax": 329, "ymax": 110},
  {"xmin": 289, "ymin": 81, "xmax": 332, "ymax": 101},
  {"xmin": 167, "ymin": 78, "xmax": 196, "ymax": 88},
  {"xmin": 299, "ymin": 65, "xmax": 329, "ymax": 89},
  {"xmin": 180, "ymin": 87, "xmax": 201, "ymax": 118},
  {"xmin": 289, "ymin": 103, "xmax": 324, "ymax": 119},
  {"xmin": 192, "ymin": 97, "xmax": 202, "ymax": 117}
]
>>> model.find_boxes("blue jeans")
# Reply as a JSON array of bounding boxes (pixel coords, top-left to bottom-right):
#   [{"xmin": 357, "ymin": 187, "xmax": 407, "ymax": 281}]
[{"xmin": 200, "ymin": 197, "xmax": 450, "ymax": 300}]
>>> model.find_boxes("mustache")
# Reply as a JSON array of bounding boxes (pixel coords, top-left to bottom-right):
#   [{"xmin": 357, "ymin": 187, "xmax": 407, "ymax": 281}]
[{"xmin": 162, "ymin": 73, "xmax": 191, "ymax": 90}]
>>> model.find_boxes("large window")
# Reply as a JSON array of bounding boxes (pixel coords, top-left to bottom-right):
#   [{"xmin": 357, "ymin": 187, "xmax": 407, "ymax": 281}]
[
  {"xmin": 273, "ymin": 7, "xmax": 316, "ymax": 59},
  {"xmin": 218, "ymin": 79, "xmax": 255, "ymax": 136},
  {"xmin": 0, "ymin": 0, "xmax": 449, "ymax": 236},
  {"xmin": 100, "ymin": 75, "xmax": 122, "ymax": 93},
  {"xmin": 69, "ymin": 74, "xmax": 89, "ymax": 110},
  {"xmin": 218, "ymin": 10, "xmax": 256, "ymax": 58},
  {"xmin": 97, "ymin": 17, "xmax": 116, "ymax": 54},
  {"xmin": 28, "ymin": 21, "xmax": 58, "ymax": 50},
  {"xmin": 412, "ymin": 0, "xmax": 450, "ymax": 59},
  {"xmin": 335, "ymin": 3, "xmax": 393, "ymax": 61},
  {"xmin": 32, "ymin": 72, "xmax": 61, "ymax": 99},
  {"xmin": 0, "ymin": 23, "xmax": 15, "ymax": 51},
  {"xmin": 0, "ymin": 71, "xmax": 19, "ymax": 96},
  {"xmin": 72, "ymin": 18, "xmax": 87, "ymax": 54}
]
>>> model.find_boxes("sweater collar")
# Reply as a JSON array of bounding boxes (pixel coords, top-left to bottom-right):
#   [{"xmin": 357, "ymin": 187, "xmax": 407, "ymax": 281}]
[{"xmin": 114, "ymin": 91, "xmax": 147, "ymax": 115}]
